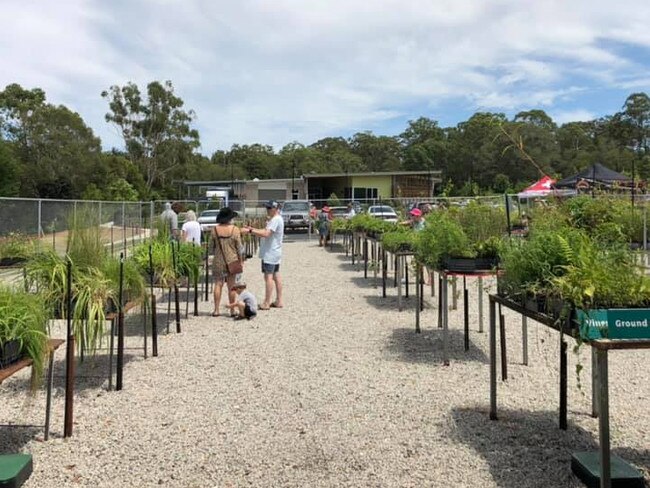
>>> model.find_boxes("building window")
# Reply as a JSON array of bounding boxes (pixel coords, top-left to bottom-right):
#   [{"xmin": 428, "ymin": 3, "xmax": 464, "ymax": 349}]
[{"xmin": 353, "ymin": 187, "xmax": 378, "ymax": 200}]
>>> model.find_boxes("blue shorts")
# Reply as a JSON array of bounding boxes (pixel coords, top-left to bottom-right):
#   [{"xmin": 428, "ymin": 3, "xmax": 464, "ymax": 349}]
[{"xmin": 261, "ymin": 261, "xmax": 280, "ymax": 274}]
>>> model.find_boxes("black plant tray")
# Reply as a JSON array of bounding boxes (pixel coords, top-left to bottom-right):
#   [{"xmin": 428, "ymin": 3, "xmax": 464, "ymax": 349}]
[
  {"xmin": 443, "ymin": 256, "xmax": 498, "ymax": 273},
  {"xmin": 0, "ymin": 340, "xmax": 21, "ymax": 369},
  {"xmin": 0, "ymin": 257, "xmax": 27, "ymax": 267}
]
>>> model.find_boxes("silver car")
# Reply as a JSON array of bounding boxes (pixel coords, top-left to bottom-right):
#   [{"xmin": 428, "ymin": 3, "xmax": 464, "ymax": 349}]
[
  {"xmin": 367, "ymin": 205, "xmax": 399, "ymax": 223},
  {"xmin": 281, "ymin": 200, "xmax": 311, "ymax": 230},
  {"xmin": 197, "ymin": 209, "xmax": 220, "ymax": 231}
]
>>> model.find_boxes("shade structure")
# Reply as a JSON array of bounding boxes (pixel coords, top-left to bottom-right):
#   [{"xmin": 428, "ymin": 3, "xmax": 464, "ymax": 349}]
[
  {"xmin": 518, "ymin": 175, "xmax": 556, "ymax": 198},
  {"xmin": 555, "ymin": 163, "xmax": 632, "ymax": 189}
]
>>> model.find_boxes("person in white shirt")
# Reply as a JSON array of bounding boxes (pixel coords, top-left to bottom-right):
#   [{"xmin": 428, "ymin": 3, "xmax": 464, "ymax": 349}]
[
  {"xmin": 242, "ymin": 200, "xmax": 284, "ymax": 310},
  {"xmin": 181, "ymin": 210, "xmax": 202, "ymax": 246},
  {"xmin": 346, "ymin": 202, "xmax": 356, "ymax": 219}
]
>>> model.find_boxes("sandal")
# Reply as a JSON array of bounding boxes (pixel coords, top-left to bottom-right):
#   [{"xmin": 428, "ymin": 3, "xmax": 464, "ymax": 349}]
[
  {"xmin": 259, "ymin": 304, "xmax": 271, "ymax": 310},
  {"xmin": 211, "ymin": 311, "xmax": 220, "ymax": 317},
  {"xmin": 270, "ymin": 302, "xmax": 284, "ymax": 308}
]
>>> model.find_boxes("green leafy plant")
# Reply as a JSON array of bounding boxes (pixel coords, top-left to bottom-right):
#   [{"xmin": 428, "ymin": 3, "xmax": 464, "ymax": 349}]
[
  {"xmin": 133, "ymin": 241, "xmax": 175, "ymax": 287},
  {"xmin": 0, "ymin": 286, "xmax": 48, "ymax": 385},
  {"xmin": 382, "ymin": 229, "xmax": 416, "ymax": 253},
  {"xmin": 330, "ymin": 218, "xmax": 351, "ymax": 233},
  {"xmin": 101, "ymin": 256, "xmax": 147, "ymax": 306},
  {"xmin": 415, "ymin": 213, "xmax": 472, "ymax": 268},
  {"xmin": 0, "ymin": 232, "xmax": 36, "ymax": 263}
]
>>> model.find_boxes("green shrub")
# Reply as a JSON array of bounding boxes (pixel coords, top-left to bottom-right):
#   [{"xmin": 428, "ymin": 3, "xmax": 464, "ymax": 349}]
[
  {"xmin": 0, "ymin": 287, "xmax": 49, "ymax": 384},
  {"xmin": 382, "ymin": 229, "xmax": 416, "ymax": 252}
]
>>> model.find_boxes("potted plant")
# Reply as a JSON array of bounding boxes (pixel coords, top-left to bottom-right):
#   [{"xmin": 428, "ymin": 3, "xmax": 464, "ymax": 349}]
[
  {"xmin": 0, "ymin": 233, "xmax": 35, "ymax": 267},
  {"xmin": 382, "ymin": 229, "xmax": 417, "ymax": 253},
  {"xmin": 0, "ymin": 287, "xmax": 48, "ymax": 383},
  {"xmin": 414, "ymin": 213, "xmax": 473, "ymax": 270}
]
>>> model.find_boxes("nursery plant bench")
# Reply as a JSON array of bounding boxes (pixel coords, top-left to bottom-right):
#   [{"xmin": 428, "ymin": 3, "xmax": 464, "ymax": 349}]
[
  {"xmin": 417, "ymin": 269, "xmax": 497, "ymax": 365},
  {"xmin": 393, "ymin": 250, "xmax": 415, "ymax": 311},
  {"xmin": 487, "ymin": 294, "xmax": 650, "ymax": 488},
  {"xmin": 0, "ymin": 339, "xmax": 65, "ymax": 441}
]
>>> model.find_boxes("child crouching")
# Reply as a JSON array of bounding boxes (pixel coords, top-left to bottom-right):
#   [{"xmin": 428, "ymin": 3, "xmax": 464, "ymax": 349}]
[{"xmin": 228, "ymin": 282, "xmax": 257, "ymax": 320}]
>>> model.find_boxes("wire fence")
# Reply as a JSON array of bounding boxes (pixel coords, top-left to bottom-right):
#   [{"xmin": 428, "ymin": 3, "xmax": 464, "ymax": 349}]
[{"xmin": 2, "ymin": 193, "xmax": 648, "ymax": 252}]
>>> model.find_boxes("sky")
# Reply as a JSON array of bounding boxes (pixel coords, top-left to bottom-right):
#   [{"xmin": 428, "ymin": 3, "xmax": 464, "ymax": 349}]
[{"xmin": 1, "ymin": 0, "xmax": 650, "ymax": 154}]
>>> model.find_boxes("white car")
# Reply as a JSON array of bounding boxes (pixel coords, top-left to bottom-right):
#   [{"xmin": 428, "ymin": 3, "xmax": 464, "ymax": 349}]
[
  {"xmin": 197, "ymin": 209, "xmax": 220, "ymax": 231},
  {"xmin": 367, "ymin": 205, "xmax": 398, "ymax": 223}
]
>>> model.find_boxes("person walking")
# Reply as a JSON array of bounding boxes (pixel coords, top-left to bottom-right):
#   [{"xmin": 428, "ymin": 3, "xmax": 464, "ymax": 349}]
[
  {"xmin": 181, "ymin": 210, "xmax": 202, "ymax": 246},
  {"xmin": 211, "ymin": 207, "xmax": 243, "ymax": 317},
  {"xmin": 318, "ymin": 205, "xmax": 331, "ymax": 247},
  {"xmin": 242, "ymin": 200, "xmax": 284, "ymax": 310},
  {"xmin": 160, "ymin": 202, "xmax": 179, "ymax": 239}
]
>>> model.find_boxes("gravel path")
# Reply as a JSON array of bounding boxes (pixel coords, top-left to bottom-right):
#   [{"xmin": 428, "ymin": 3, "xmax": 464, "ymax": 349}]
[{"xmin": 1, "ymin": 238, "xmax": 648, "ymax": 487}]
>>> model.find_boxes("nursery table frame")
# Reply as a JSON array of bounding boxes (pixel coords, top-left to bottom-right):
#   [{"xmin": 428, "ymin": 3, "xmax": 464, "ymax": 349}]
[
  {"xmin": 487, "ymin": 294, "xmax": 650, "ymax": 488},
  {"xmin": 429, "ymin": 270, "xmax": 496, "ymax": 365},
  {"xmin": 0, "ymin": 339, "xmax": 65, "ymax": 440}
]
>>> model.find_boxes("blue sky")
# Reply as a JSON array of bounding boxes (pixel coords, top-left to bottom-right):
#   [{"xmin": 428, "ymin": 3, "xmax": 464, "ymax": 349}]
[{"xmin": 1, "ymin": 0, "xmax": 649, "ymax": 154}]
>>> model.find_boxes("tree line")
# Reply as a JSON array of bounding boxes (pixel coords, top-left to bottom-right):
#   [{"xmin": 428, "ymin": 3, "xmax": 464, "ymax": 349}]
[{"xmin": 1, "ymin": 80, "xmax": 648, "ymax": 201}]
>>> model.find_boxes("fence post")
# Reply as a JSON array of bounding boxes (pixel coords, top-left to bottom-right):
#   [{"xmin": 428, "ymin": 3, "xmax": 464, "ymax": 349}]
[
  {"xmin": 150, "ymin": 201, "xmax": 155, "ymax": 238},
  {"xmin": 37, "ymin": 199, "xmax": 43, "ymax": 248},
  {"xmin": 122, "ymin": 202, "xmax": 126, "ymax": 254}
]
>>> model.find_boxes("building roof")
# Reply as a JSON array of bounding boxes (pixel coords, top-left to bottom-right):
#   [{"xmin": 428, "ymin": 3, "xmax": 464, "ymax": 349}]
[
  {"xmin": 179, "ymin": 180, "xmax": 247, "ymax": 186},
  {"xmin": 303, "ymin": 170, "xmax": 441, "ymax": 179},
  {"xmin": 181, "ymin": 170, "xmax": 440, "ymax": 187}
]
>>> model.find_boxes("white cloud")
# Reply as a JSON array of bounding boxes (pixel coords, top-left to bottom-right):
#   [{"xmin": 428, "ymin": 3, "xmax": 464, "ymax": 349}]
[
  {"xmin": 1, "ymin": 0, "xmax": 649, "ymax": 152},
  {"xmin": 551, "ymin": 109, "xmax": 597, "ymax": 125}
]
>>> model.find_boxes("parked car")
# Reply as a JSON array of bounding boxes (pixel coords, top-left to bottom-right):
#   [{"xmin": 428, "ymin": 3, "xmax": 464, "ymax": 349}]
[
  {"xmin": 197, "ymin": 209, "xmax": 220, "ymax": 231},
  {"xmin": 281, "ymin": 200, "xmax": 311, "ymax": 230},
  {"xmin": 329, "ymin": 206, "xmax": 349, "ymax": 219},
  {"xmin": 367, "ymin": 205, "xmax": 399, "ymax": 223}
]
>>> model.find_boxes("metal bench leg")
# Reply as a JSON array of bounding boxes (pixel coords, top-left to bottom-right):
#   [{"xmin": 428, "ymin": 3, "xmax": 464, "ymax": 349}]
[{"xmin": 44, "ymin": 350, "xmax": 55, "ymax": 440}]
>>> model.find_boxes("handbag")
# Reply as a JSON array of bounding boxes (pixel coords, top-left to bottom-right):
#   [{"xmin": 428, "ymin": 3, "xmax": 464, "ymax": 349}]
[{"xmin": 216, "ymin": 228, "xmax": 243, "ymax": 275}]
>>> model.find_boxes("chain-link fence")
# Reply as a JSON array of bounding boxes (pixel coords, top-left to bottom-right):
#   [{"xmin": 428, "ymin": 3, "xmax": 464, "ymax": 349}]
[
  {"xmin": 0, "ymin": 197, "xmax": 152, "ymax": 256},
  {"xmin": 3, "ymin": 194, "xmax": 648, "ymax": 250}
]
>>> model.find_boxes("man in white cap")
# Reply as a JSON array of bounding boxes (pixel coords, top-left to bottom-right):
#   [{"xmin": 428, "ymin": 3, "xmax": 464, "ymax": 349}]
[{"xmin": 242, "ymin": 200, "xmax": 284, "ymax": 309}]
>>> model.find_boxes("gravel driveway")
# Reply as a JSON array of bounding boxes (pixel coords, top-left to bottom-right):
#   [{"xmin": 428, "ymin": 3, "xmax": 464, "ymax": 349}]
[{"xmin": 1, "ymin": 239, "xmax": 648, "ymax": 487}]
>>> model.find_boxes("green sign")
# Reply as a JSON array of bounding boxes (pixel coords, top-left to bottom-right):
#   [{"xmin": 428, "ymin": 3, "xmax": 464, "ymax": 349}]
[{"xmin": 577, "ymin": 308, "xmax": 650, "ymax": 340}]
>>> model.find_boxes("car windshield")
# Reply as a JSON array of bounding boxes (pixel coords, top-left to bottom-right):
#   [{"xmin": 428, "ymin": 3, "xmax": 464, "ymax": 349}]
[
  {"xmin": 200, "ymin": 210, "xmax": 219, "ymax": 217},
  {"xmin": 282, "ymin": 202, "xmax": 309, "ymax": 212}
]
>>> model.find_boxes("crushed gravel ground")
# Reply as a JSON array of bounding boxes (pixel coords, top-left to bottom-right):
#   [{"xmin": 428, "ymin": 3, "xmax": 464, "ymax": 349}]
[{"xmin": 1, "ymin": 237, "xmax": 648, "ymax": 487}]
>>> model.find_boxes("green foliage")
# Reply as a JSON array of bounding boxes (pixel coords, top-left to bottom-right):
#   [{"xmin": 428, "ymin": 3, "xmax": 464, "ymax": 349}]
[
  {"xmin": 0, "ymin": 140, "xmax": 20, "ymax": 196},
  {"xmin": 327, "ymin": 193, "xmax": 341, "ymax": 207},
  {"xmin": 101, "ymin": 257, "xmax": 146, "ymax": 305},
  {"xmin": 330, "ymin": 218, "xmax": 351, "ymax": 233},
  {"xmin": 102, "ymin": 80, "xmax": 200, "ymax": 191},
  {"xmin": 2, "ymin": 81, "xmax": 649, "ymax": 200},
  {"xmin": 133, "ymin": 241, "xmax": 175, "ymax": 288},
  {"xmin": 449, "ymin": 201, "xmax": 507, "ymax": 243},
  {"xmin": 381, "ymin": 229, "xmax": 416, "ymax": 252},
  {"xmin": 25, "ymin": 249, "xmax": 69, "ymax": 316},
  {"xmin": 552, "ymin": 245, "xmax": 650, "ymax": 309},
  {"xmin": 176, "ymin": 242, "xmax": 203, "ymax": 283},
  {"xmin": 349, "ymin": 214, "xmax": 396, "ymax": 234},
  {"xmin": 0, "ymin": 232, "xmax": 35, "ymax": 260},
  {"xmin": 415, "ymin": 213, "xmax": 472, "ymax": 268},
  {"xmin": 66, "ymin": 208, "xmax": 105, "ymax": 269},
  {"xmin": 0, "ymin": 287, "xmax": 48, "ymax": 385},
  {"xmin": 498, "ymin": 226, "xmax": 584, "ymax": 298}
]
